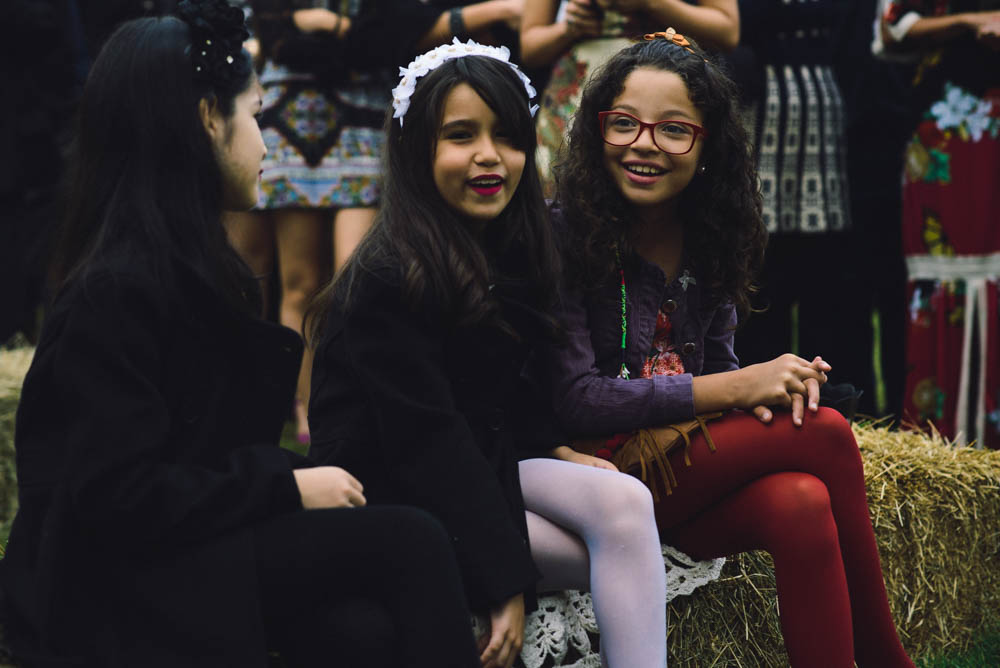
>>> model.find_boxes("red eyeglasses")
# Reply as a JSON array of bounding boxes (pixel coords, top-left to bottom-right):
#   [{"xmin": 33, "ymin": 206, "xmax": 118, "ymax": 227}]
[{"xmin": 598, "ymin": 111, "xmax": 707, "ymax": 155}]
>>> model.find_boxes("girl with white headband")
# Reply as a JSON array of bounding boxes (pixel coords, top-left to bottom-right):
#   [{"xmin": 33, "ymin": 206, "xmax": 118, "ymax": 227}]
[{"xmin": 307, "ymin": 40, "xmax": 669, "ymax": 668}]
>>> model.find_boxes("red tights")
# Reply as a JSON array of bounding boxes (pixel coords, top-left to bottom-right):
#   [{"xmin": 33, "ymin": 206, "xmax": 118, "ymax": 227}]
[{"xmin": 653, "ymin": 407, "xmax": 915, "ymax": 668}]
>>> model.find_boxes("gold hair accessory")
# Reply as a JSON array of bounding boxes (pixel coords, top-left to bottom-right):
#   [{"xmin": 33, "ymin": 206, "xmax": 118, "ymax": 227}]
[{"xmin": 643, "ymin": 27, "xmax": 696, "ymax": 55}]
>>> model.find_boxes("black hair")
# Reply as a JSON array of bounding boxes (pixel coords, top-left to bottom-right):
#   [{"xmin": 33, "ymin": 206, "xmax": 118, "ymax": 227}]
[
  {"xmin": 308, "ymin": 55, "xmax": 562, "ymax": 342},
  {"xmin": 49, "ymin": 3, "xmax": 258, "ymax": 313},
  {"xmin": 554, "ymin": 36, "xmax": 767, "ymax": 317}
]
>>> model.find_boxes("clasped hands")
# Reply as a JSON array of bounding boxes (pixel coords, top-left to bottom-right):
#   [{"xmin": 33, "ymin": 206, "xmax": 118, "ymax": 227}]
[{"xmin": 739, "ymin": 354, "xmax": 831, "ymax": 427}]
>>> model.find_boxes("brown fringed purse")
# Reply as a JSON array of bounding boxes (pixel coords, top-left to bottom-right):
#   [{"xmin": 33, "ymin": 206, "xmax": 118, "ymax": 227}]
[{"xmin": 572, "ymin": 413, "xmax": 723, "ymax": 501}]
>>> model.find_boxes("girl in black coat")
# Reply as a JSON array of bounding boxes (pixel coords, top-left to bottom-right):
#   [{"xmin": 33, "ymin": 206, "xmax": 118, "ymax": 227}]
[
  {"xmin": 0, "ymin": 2, "xmax": 480, "ymax": 667},
  {"xmin": 307, "ymin": 43, "xmax": 670, "ymax": 668}
]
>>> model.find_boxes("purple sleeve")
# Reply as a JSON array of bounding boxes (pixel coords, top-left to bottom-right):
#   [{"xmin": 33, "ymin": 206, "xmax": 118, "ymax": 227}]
[
  {"xmin": 546, "ymin": 286, "xmax": 696, "ymax": 436},
  {"xmin": 701, "ymin": 303, "xmax": 739, "ymax": 375}
]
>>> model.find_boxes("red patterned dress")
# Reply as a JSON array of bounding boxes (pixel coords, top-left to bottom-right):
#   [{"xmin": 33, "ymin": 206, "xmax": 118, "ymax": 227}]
[{"xmin": 875, "ymin": 0, "xmax": 1000, "ymax": 447}]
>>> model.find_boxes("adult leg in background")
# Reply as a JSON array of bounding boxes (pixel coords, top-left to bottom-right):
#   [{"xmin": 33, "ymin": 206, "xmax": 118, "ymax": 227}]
[
  {"xmin": 253, "ymin": 505, "xmax": 479, "ymax": 668},
  {"xmin": 519, "ymin": 458, "xmax": 667, "ymax": 668},
  {"xmin": 274, "ymin": 209, "xmax": 330, "ymax": 444},
  {"xmin": 332, "ymin": 207, "xmax": 376, "ymax": 273},
  {"xmin": 652, "ymin": 408, "xmax": 914, "ymax": 668},
  {"xmin": 223, "ymin": 210, "xmax": 275, "ymax": 319}
]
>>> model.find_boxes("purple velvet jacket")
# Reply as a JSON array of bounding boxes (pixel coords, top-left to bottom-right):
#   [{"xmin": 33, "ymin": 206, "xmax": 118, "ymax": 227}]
[{"xmin": 545, "ymin": 206, "xmax": 740, "ymax": 436}]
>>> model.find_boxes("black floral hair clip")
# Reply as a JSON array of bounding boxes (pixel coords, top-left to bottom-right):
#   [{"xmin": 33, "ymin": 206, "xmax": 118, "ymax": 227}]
[{"xmin": 176, "ymin": 0, "xmax": 249, "ymax": 86}]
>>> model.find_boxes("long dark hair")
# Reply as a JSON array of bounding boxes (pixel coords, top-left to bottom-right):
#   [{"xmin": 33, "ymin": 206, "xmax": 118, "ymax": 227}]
[
  {"xmin": 50, "ymin": 4, "xmax": 258, "ymax": 314},
  {"xmin": 308, "ymin": 55, "xmax": 562, "ymax": 342},
  {"xmin": 555, "ymin": 37, "xmax": 766, "ymax": 317}
]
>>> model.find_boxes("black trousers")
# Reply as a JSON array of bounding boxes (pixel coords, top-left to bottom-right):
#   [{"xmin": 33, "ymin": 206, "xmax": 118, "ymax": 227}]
[{"xmin": 253, "ymin": 505, "xmax": 480, "ymax": 668}]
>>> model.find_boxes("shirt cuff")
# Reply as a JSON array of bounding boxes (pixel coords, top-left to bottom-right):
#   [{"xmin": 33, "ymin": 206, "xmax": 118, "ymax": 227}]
[{"xmin": 649, "ymin": 373, "xmax": 696, "ymax": 423}]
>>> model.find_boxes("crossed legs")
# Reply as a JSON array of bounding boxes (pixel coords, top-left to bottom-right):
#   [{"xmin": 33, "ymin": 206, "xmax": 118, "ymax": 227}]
[{"xmin": 654, "ymin": 408, "xmax": 914, "ymax": 668}]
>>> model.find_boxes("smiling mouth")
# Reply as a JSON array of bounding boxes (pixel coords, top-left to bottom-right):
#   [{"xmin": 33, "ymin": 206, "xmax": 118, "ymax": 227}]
[
  {"xmin": 624, "ymin": 164, "xmax": 667, "ymax": 176},
  {"xmin": 468, "ymin": 176, "xmax": 503, "ymax": 196}
]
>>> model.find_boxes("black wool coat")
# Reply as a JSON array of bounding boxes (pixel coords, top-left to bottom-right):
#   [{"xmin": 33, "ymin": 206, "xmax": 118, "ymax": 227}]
[
  {"xmin": 308, "ymin": 266, "xmax": 564, "ymax": 613},
  {"xmin": 0, "ymin": 254, "xmax": 309, "ymax": 668}
]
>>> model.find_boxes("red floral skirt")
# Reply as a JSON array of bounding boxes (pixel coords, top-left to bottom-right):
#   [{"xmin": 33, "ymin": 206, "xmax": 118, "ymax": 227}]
[{"xmin": 901, "ymin": 84, "xmax": 1000, "ymax": 447}]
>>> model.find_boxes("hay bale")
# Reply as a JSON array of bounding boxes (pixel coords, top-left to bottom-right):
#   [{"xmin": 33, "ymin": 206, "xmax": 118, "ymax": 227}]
[
  {"xmin": 667, "ymin": 551, "xmax": 787, "ymax": 666},
  {"xmin": 855, "ymin": 420, "xmax": 1000, "ymax": 659},
  {"xmin": 0, "ymin": 347, "xmax": 31, "ymax": 668},
  {"xmin": 0, "ymin": 347, "xmax": 31, "ymax": 539}
]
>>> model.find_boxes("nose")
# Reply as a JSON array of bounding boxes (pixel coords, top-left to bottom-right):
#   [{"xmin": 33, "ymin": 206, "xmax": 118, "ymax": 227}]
[
  {"xmin": 474, "ymin": 135, "xmax": 500, "ymax": 165},
  {"xmin": 256, "ymin": 128, "xmax": 267, "ymax": 160},
  {"xmin": 632, "ymin": 124, "xmax": 659, "ymax": 152}
]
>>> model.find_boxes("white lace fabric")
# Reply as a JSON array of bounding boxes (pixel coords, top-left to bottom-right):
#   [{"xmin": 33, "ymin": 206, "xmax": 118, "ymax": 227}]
[{"xmin": 473, "ymin": 546, "xmax": 725, "ymax": 668}]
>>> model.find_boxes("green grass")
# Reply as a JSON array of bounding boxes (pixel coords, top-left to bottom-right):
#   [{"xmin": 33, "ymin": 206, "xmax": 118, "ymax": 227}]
[
  {"xmin": 871, "ymin": 308, "xmax": 889, "ymax": 417},
  {"xmin": 918, "ymin": 627, "xmax": 1000, "ymax": 667},
  {"xmin": 279, "ymin": 420, "xmax": 308, "ymax": 456}
]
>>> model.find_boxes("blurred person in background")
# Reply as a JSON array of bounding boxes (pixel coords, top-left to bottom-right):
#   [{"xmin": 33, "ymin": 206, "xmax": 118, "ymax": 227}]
[
  {"xmin": 729, "ymin": 0, "xmax": 869, "ymax": 421},
  {"xmin": 874, "ymin": 0, "xmax": 1000, "ymax": 446},
  {"xmin": 2, "ymin": 0, "xmax": 87, "ymax": 345}
]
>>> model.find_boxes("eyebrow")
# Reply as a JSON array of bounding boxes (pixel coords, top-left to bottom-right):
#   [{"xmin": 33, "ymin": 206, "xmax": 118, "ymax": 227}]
[
  {"xmin": 439, "ymin": 119, "xmax": 477, "ymax": 133},
  {"xmin": 613, "ymin": 103, "xmax": 697, "ymax": 121}
]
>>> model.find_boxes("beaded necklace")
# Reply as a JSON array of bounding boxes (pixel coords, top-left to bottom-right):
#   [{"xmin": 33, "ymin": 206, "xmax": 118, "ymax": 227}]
[
  {"xmin": 614, "ymin": 247, "xmax": 695, "ymax": 381},
  {"xmin": 615, "ymin": 247, "xmax": 630, "ymax": 380}
]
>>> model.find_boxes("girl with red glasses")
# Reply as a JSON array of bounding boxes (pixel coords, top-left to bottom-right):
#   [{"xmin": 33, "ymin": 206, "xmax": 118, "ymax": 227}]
[{"xmin": 540, "ymin": 31, "xmax": 916, "ymax": 667}]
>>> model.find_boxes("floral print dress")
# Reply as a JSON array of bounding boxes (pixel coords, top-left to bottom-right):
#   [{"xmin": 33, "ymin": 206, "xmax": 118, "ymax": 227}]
[
  {"xmin": 875, "ymin": 0, "xmax": 1000, "ymax": 446},
  {"xmin": 253, "ymin": 0, "xmax": 394, "ymax": 209}
]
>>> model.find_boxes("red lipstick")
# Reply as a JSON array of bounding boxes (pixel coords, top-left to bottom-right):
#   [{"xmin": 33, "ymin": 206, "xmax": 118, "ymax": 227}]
[{"xmin": 468, "ymin": 174, "xmax": 503, "ymax": 196}]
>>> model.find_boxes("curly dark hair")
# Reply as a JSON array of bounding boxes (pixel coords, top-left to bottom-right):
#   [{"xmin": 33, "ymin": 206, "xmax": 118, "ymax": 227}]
[
  {"xmin": 308, "ymin": 55, "xmax": 562, "ymax": 343},
  {"xmin": 554, "ymin": 36, "xmax": 766, "ymax": 317}
]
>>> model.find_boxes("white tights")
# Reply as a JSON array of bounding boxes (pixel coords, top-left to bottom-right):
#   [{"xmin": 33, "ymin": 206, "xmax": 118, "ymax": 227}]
[{"xmin": 518, "ymin": 458, "xmax": 667, "ymax": 668}]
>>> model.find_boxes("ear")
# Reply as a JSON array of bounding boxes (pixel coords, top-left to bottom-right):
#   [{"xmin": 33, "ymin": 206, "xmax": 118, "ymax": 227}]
[{"xmin": 198, "ymin": 96, "xmax": 224, "ymax": 143}]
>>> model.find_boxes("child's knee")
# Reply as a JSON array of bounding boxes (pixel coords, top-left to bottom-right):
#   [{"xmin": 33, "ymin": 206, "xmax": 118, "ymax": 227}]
[
  {"xmin": 600, "ymin": 474, "xmax": 657, "ymax": 530},
  {"xmin": 809, "ymin": 407, "xmax": 863, "ymax": 470},
  {"xmin": 812, "ymin": 406, "xmax": 854, "ymax": 438},
  {"xmin": 761, "ymin": 474, "xmax": 839, "ymax": 555}
]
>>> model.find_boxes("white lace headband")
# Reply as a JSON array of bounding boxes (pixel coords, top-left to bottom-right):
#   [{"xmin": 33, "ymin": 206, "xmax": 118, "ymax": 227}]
[{"xmin": 392, "ymin": 37, "xmax": 539, "ymax": 127}]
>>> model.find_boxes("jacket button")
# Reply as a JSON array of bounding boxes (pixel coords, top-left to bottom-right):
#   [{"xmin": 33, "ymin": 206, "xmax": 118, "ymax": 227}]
[
  {"xmin": 663, "ymin": 299, "xmax": 677, "ymax": 313},
  {"xmin": 682, "ymin": 342, "xmax": 696, "ymax": 355}
]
